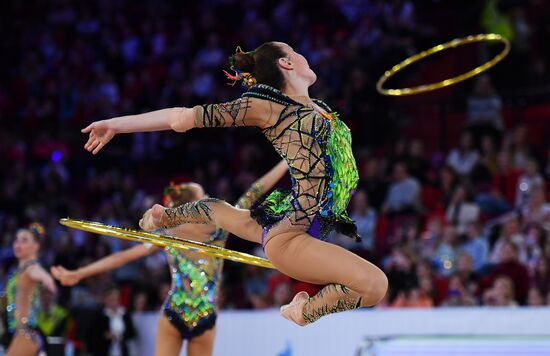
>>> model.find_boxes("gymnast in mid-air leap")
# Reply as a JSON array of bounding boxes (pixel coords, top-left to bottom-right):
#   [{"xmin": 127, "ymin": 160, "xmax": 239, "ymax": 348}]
[{"xmin": 81, "ymin": 41, "xmax": 388, "ymax": 325}]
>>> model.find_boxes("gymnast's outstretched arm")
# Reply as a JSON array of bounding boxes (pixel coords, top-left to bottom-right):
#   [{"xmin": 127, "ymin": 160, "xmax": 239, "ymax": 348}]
[
  {"xmin": 82, "ymin": 97, "xmax": 276, "ymax": 154},
  {"xmin": 51, "ymin": 244, "xmax": 159, "ymax": 286}
]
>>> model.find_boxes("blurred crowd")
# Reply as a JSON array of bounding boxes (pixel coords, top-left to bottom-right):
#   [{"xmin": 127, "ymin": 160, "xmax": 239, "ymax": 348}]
[{"xmin": 1, "ymin": 0, "xmax": 550, "ymax": 354}]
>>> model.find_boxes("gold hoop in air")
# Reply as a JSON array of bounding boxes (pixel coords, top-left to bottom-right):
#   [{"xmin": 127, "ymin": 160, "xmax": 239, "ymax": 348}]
[{"xmin": 376, "ymin": 33, "xmax": 511, "ymax": 96}]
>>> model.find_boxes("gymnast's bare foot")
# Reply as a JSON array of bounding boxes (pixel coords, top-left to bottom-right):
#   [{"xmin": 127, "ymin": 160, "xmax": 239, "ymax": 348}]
[
  {"xmin": 280, "ymin": 291, "xmax": 309, "ymax": 326},
  {"xmin": 139, "ymin": 204, "xmax": 165, "ymax": 231}
]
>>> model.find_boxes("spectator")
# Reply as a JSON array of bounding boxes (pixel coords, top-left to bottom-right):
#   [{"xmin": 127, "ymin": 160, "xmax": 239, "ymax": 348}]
[
  {"xmin": 508, "ymin": 125, "xmax": 538, "ymax": 170},
  {"xmin": 402, "ymin": 224, "xmax": 422, "ymax": 258},
  {"xmin": 272, "ymin": 282, "xmax": 292, "ymax": 308},
  {"xmin": 442, "ymin": 274, "xmax": 478, "ymax": 306},
  {"xmin": 515, "ymin": 159, "xmax": 545, "ymax": 208},
  {"xmin": 492, "ymin": 151, "xmax": 521, "ymax": 205},
  {"xmin": 460, "ymin": 222, "xmax": 489, "ymax": 272},
  {"xmin": 402, "ymin": 283, "xmax": 434, "ymax": 308},
  {"xmin": 390, "ymin": 277, "xmax": 435, "ymax": 309},
  {"xmin": 90, "ymin": 287, "xmax": 136, "ymax": 356},
  {"xmin": 446, "ymin": 184, "xmax": 480, "ymax": 235},
  {"xmin": 488, "ymin": 242, "xmax": 530, "ymax": 304},
  {"xmin": 382, "ymin": 162, "xmax": 422, "ymax": 215},
  {"xmin": 418, "ymin": 217, "xmax": 443, "ymax": 260},
  {"xmin": 466, "ymin": 74, "xmax": 503, "ymax": 144},
  {"xmin": 474, "ymin": 186, "xmax": 512, "ymax": 219},
  {"xmin": 384, "ymin": 247, "xmax": 417, "ymax": 302},
  {"xmin": 386, "ymin": 139, "xmax": 409, "ymax": 175},
  {"xmin": 415, "ymin": 259, "xmax": 434, "ymax": 282},
  {"xmin": 446, "ymin": 132, "xmax": 480, "ymax": 177},
  {"xmin": 521, "ymin": 187, "xmax": 550, "ymax": 230},
  {"xmin": 334, "ymin": 190, "xmax": 376, "ymax": 253},
  {"xmin": 479, "ymin": 135, "xmax": 499, "ymax": 176},
  {"xmin": 243, "ymin": 265, "xmax": 269, "ymax": 307},
  {"xmin": 483, "ymin": 276, "xmax": 518, "ymax": 307},
  {"xmin": 248, "ymin": 294, "xmax": 270, "ymax": 310},
  {"xmin": 406, "ymin": 139, "xmax": 429, "ymax": 183},
  {"xmin": 266, "ymin": 271, "xmax": 292, "ymax": 307},
  {"xmin": 436, "ymin": 165, "xmax": 459, "ymax": 208},
  {"xmin": 390, "ymin": 291, "xmax": 408, "ymax": 308},
  {"xmin": 456, "ymin": 252, "xmax": 480, "ymax": 287},
  {"xmin": 433, "ymin": 226, "xmax": 459, "ymax": 277},
  {"xmin": 490, "ymin": 214, "xmax": 526, "ymax": 264}
]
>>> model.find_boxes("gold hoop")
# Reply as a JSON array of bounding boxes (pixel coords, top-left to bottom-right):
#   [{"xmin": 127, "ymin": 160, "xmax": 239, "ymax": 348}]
[
  {"xmin": 60, "ymin": 218, "xmax": 275, "ymax": 269},
  {"xmin": 376, "ymin": 33, "xmax": 511, "ymax": 96}
]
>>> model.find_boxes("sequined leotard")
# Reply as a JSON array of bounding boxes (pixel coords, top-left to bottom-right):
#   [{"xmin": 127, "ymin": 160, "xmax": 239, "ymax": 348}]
[
  {"xmin": 4, "ymin": 260, "xmax": 45, "ymax": 353},
  {"xmin": 162, "ymin": 182, "xmax": 264, "ymax": 339},
  {"xmin": 192, "ymin": 84, "xmax": 359, "ymax": 240}
]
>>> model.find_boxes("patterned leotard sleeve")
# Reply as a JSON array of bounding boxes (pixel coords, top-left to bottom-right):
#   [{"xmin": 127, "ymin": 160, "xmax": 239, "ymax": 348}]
[{"xmin": 192, "ymin": 96, "xmax": 278, "ymax": 129}]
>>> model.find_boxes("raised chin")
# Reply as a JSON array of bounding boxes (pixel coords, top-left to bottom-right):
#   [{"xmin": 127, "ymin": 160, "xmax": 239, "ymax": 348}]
[{"xmin": 308, "ymin": 71, "xmax": 318, "ymax": 85}]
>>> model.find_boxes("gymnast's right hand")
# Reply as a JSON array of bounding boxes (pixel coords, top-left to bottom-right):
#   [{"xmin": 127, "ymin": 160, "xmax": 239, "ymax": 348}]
[
  {"xmin": 50, "ymin": 266, "xmax": 82, "ymax": 286},
  {"xmin": 82, "ymin": 119, "xmax": 116, "ymax": 154}
]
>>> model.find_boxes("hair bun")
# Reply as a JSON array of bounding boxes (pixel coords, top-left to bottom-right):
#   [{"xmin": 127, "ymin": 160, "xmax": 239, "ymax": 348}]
[
  {"xmin": 29, "ymin": 222, "xmax": 46, "ymax": 239},
  {"xmin": 232, "ymin": 52, "xmax": 255, "ymax": 73}
]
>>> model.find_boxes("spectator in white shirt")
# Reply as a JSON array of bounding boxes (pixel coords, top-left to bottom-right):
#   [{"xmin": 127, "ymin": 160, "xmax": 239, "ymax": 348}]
[
  {"xmin": 446, "ymin": 184, "xmax": 480, "ymax": 235},
  {"xmin": 446, "ymin": 132, "xmax": 480, "ymax": 177},
  {"xmin": 382, "ymin": 162, "xmax": 421, "ymax": 215}
]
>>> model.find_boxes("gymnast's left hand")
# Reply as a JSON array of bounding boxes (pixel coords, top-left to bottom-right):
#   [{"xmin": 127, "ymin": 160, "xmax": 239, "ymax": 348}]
[
  {"xmin": 82, "ymin": 119, "xmax": 117, "ymax": 154},
  {"xmin": 139, "ymin": 204, "xmax": 166, "ymax": 231},
  {"xmin": 50, "ymin": 266, "xmax": 82, "ymax": 286}
]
